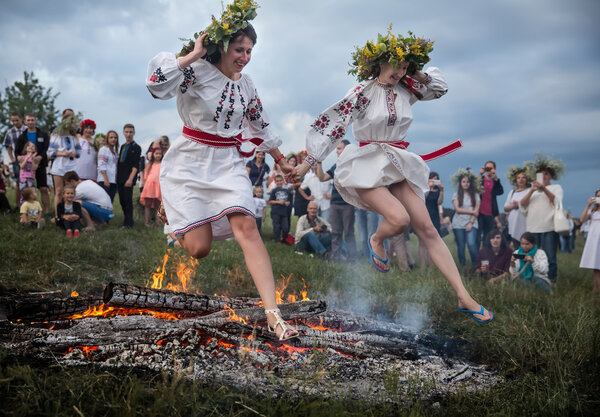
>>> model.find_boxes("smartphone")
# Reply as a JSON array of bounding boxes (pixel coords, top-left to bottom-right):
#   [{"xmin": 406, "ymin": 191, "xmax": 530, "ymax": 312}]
[
  {"xmin": 513, "ymin": 253, "xmax": 526, "ymax": 260},
  {"xmin": 595, "ymin": 197, "xmax": 600, "ymax": 204},
  {"xmin": 536, "ymin": 172, "xmax": 544, "ymax": 184},
  {"xmin": 432, "ymin": 179, "xmax": 441, "ymax": 185}
]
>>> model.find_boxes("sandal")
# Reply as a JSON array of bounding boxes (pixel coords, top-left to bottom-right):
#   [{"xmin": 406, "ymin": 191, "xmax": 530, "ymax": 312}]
[
  {"xmin": 368, "ymin": 234, "xmax": 389, "ymax": 273},
  {"xmin": 457, "ymin": 304, "xmax": 494, "ymax": 324},
  {"xmin": 265, "ymin": 308, "xmax": 299, "ymax": 341}
]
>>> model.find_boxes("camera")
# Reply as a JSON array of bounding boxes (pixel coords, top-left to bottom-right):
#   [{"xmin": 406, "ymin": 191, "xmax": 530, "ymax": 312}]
[
  {"xmin": 513, "ymin": 253, "xmax": 526, "ymax": 260},
  {"xmin": 594, "ymin": 197, "xmax": 600, "ymax": 204},
  {"xmin": 484, "ymin": 167, "xmax": 492, "ymax": 172},
  {"xmin": 321, "ymin": 225, "xmax": 327, "ymax": 231},
  {"xmin": 432, "ymin": 179, "xmax": 441, "ymax": 185}
]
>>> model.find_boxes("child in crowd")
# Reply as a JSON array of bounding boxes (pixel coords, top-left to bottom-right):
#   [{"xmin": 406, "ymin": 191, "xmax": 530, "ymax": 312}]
[
  {"xmin": 253, "ymin": 185, "xmax": 267, "ymax": 235},
  {"xmin": 20, "ymin": 187, "xmax": 44, "ymax": 228},
  {"xmin": 140, "ymin": 147, "xmax": 163, "ymax": 226},
  {"xmin": 268, "ymin": 175, "xmax": 292, "ymax": 243},
  {"xmin": 18, "ymin": 142, "xmax": 41, "ymax": 203},
  {"xmin": 508, "ymin": 232, "xmax": 552, "ymax": 294},
  {"xmin": 56, "ymin": 185, "xmax": 82, "ymax": 237}
]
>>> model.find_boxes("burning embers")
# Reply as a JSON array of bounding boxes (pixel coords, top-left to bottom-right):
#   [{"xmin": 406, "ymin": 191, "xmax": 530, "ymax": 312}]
[{"xmin": 0, "ymin": 252, "xmax": 498, "ymax": 401}]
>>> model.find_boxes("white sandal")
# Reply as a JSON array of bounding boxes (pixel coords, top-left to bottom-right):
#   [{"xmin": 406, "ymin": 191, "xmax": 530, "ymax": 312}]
[{"xmin": 265, "ymin": 308, "xmax": 299, "ymax": 341}]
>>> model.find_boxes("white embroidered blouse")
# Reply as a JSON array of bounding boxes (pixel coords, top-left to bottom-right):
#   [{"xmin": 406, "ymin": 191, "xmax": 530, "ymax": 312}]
[
  {"xmin": 305, "ymin": 67, "xmax": 447, "ymax": 164},
  {"xmin": 145, "ymin": 52, "xmax": 281, "ymax": 152}
]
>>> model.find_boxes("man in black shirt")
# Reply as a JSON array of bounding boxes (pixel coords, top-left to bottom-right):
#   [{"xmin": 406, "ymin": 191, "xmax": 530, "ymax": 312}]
[{"xmin": 116, "ymin": 123, "xmax": 141, "ymax": 228}]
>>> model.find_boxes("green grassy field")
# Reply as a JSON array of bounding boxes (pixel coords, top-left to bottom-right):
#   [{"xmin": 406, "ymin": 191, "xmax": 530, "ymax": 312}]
[{"xmin": 0, "ymin": 188, "xmax": 598, "ymax": 416}]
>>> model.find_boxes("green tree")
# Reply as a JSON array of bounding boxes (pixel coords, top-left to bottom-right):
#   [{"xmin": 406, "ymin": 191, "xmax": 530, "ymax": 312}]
[{"xmin": 0, "ymin": 71, "xmax": 60, "ymax": 134}]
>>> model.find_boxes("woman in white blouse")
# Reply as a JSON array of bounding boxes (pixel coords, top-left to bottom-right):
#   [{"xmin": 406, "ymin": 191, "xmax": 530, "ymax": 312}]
[
  {"xmin": 146, "ymin": 23, "xmax": 298, "ymax": 339},
  {"xmin": 295, "ymin": 29, "xmax": 492, "ymax": 323},
  {"xmin": 97, "ymin": 130, "xmax": 119, "ymax": 202}
]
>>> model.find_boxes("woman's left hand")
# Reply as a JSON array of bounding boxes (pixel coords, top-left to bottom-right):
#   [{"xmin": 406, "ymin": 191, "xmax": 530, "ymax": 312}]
[{"xmin": 294, "ymin": 162, "xmax": 310, "ymax": 182}]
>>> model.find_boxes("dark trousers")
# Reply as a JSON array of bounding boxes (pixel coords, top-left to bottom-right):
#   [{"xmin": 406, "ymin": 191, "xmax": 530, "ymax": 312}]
[
  {"xmin": 534, "ymin": 231, "xmax": 559, "ymax": 282},
  {"xmin": 62, "ymin": 219, "xmax": 81, "ymax": 231},
  {"xmin": 330, "ymin": 203, "xmax": 357, "ymax": 260},
  {"xmin": 478, "ymin": 213, "xmax": 496, "ymax": 247},
  {"xmin": 100, "ymin": 183, "xmax": 118, "ymax": 203},
  {"xmin": 117, "ymin": 184, "xmax": 134, "ymax": 227},
  {"xmin": 271, "ymin": 213, "xmax": 289, "ymax": 242},
  {"xmin": 255, "ymin": 218, "xmax": 263, "ymax": 235}
]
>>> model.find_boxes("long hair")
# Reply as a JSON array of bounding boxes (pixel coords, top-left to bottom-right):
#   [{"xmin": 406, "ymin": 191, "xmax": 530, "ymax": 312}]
[
  {"xmin": 205, "ymin": 24, "xmax": 257, "ymax": 64},
  {"xmin": 457, "ymin": 175, "xmax": 476, "ymax": 208},
  {"xmin": 105, "ymin": 130, "xmax": 119, "ymax": 156},
  {"xmin": 483, "ymin": 229, "xmax": 506, "ymax": 248}
]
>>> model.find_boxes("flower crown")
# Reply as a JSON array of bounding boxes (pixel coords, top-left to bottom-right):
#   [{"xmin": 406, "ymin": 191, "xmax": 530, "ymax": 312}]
[
  {"xmin": 80, "ymin": 119, "xmax": 96, "ymax": 130},
  {"xmin": 178, "ymin": 0, "xmax": 259, "ymax": 57},
  {"xmin": 451, "ymin": 168, "xmax": 483, "ymax": 194},
  {"xmin": 524, "ymin": 153, "xmax": 565, "ymax": 180},
  {"xmin": 52, "ymin": 114, "xmax": 80, "ymax": 136},
  {"xmin": 506, "ymin": 165, "xmax": 534, "ymax": 187},
  {"xmin": 348, "ymin": 25, "xmax": 434, "ymax": 82}
]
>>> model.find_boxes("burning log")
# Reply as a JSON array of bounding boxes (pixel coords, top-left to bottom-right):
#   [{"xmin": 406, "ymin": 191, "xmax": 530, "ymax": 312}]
[
  {"xmin": 103, "ymin": 283, "xmax": 261, "ymax": 314},
  {"xmin": 0, "ymin": 294, "xmax": 103, "ymax": 322}
]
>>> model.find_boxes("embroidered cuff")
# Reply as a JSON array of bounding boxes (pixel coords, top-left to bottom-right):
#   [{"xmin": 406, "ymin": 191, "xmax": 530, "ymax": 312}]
[
  {"xmin": 421, "ymin": 73, "xmax": 432, "ymax": 85},
  {"xmin": 304, "ymin": 154, "xmax": 317, "ymax": 166}
]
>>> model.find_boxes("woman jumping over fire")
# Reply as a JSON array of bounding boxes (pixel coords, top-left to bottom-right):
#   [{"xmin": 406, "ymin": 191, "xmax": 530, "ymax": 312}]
[
  {"xmin": 146, "ymin": 0, "xmax": 299, "ymax": 339},
  {"xmin": 294, "ymin": 26, "xmax": 493, "ymax": 324}
]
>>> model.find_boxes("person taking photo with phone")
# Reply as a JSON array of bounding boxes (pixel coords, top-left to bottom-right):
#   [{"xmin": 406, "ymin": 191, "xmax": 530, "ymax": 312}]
[{"xmin": 506, "ymin": 232, "xmax": 552, "ymax": 293}]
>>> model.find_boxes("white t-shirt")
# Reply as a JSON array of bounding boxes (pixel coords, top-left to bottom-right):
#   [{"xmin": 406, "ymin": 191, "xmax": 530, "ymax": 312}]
[
  {"xmin": 520, "ymin": 184, "xmax": 563, "ymax": 233},
  {"xmin": 75, "ymin": 180, "xmax": 112, "ymax": 210},
  {"xmin": 504, "ymin": 188, "xmax": 528, "ymax": 241},
  {"xmin": 253, "ymin": 197, "xmax": 267, "ymax": 218}
]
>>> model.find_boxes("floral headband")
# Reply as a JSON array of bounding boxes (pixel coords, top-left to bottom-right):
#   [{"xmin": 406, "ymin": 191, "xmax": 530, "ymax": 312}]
[
  {"xmin": 348, "ymin": 25, "xmax": 434, "ymax": 82},
  {"xmin": 506, "ymin": 165, "xmax": 534, "ymax": 187},
  {"xmin": 80, "ymin": 119, "xmax": 96, "ymax": 130},
  {"xmin": 451, "ymin": 168, "xmax": 483, "ymax": 194},
  {"xmin": 178, "ymin": 0, "xmax": 259, "ymax": 57},
  {"xmin": 524, "ymin": 153, "xmax": 565, "ymax": 180}
]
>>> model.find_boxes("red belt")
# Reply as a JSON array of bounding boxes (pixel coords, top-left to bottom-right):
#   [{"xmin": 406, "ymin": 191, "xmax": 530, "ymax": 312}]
[
  {"xmin": 182, "ymin": 126, "xmax": 264, "ymax": 158},
  {"xmin": 358, "ymin": 139, "xmax": 462, "ymax": 162}
]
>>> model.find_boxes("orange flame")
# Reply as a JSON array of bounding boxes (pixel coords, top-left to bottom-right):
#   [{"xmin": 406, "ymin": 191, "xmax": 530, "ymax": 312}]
[
  {"xmin": 147, "ymin": 250, "xmax": 199, "ymax": 293},
  {"xmin": 304, "ymin": 317, "xmax": 342, "ymax": 332},
  {"xmin": 67, "ymin": 345, "xmax": 98, "ymax": 357},
  {"xmin": 224, "ymin": 306, "xmax": 248, "ymax": 325},
  {"xmin": 67, "ymin": 303, "xmax": 180, "ymax": 321},
  {"xmin": 70, "ymin": 291, "xmax": 79, "ymax": 297}
]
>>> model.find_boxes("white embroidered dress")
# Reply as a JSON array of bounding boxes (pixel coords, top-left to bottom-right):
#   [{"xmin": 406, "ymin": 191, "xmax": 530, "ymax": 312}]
[
  {"xmin": 305, "ymin": 67, "xmax": 447, "ymax": 210},
  {"xmin": 146, "ymin": 53, "xmax": 281, "ymax": 240}
]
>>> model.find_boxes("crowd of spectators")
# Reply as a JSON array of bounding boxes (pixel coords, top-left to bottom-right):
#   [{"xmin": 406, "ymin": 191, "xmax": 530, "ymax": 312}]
[{"xmin": 1, "ymin": 111, "xmax": 598, "ymax": 292}]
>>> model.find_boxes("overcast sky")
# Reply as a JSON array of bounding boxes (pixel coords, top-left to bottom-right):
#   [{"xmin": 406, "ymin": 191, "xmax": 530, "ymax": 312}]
[{"xmin": 2, "ymin": 0, "xmax": 599, "ymax": 215}]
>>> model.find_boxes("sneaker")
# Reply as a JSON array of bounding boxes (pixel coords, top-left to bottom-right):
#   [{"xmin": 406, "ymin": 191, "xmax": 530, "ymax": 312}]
[
  {"xmin": 74, "ymin": 229, "xmax": 80, "ymax": 237},
  {"xmin": 66, "ymin": 230, "xmax": 73, "ymax": 237}
]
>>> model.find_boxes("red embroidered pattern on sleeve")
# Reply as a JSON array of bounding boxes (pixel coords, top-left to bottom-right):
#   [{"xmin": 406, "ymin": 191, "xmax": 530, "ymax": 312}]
[{"xmin": 149, "ymin": 67, "xmax": 167, "ymax": 83}]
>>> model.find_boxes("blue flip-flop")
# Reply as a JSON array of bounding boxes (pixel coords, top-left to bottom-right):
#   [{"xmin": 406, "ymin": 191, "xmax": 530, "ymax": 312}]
[
  {"xmin": 367, "ymin": 234, "xmax": 389, "ymax": 273},
  {"xmin": 457, "ymin": 304, "xmax": 494, "ymax": 324}
]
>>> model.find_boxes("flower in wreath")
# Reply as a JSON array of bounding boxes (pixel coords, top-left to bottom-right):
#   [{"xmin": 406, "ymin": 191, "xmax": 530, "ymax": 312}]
[
  {"xmin": 506, "ymin": 165, "xmax": 534, "ymax": 187},
  {"xmin": 80, "ymin": 119, "xmax": 96, "ymax": 131},
  {"xmin": 451, "ymin": 168, "xmax": 483, "ymax": 195},
  {"xmin": 178, "ymin": 0, "xmax": 259, "ymax": 57},
  {"xmin": 348, "ymin": 24, "xmax": 435, "ymax": 82},
  {"xmin": 52, "ymin": 114, "xmax": 80, "ymax": 137},
  {"xmin": 524, "ymin": 153, "xmax": 566, "ymax": 180},
  {"xmin": 92, "ymin": 133, "xmax": 106, "ymax": 151}
]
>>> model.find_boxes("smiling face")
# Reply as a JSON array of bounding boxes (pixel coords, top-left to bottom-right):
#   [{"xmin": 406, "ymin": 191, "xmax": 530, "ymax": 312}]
[
  {"xmin": 218, "ymin": 36, "xmax": 253, "ymax": 79},
  {"xmin": 62, "ymin": 187, "xmax": 75, "ymax": 202},
  {"xmin": 107, "ymin": 132, "xmax": 118, "ymax": 147},
  {"xmin": 378, "ymin": 61, "xmax": 409, "ymax": 85},
  {"xmin": 25, "ymin": 142, "xmax": 36, "ymax": 154},
  {"xmin": 82, "ymin": 125, "xmax": 94, "ymax": 138},
  {"xmin": 153, "ymin": 149, "xmax": 163, "ymax": 162}
]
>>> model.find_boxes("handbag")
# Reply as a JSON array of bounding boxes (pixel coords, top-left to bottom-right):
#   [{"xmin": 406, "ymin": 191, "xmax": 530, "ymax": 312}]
[{"xmin": 553, "ymin": 198, "xmax": 570, "ymax": 236}]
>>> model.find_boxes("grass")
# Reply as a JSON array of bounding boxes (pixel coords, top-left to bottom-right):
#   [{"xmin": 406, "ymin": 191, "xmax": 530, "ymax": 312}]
[{"xmin": 0, "ymin": 187, "xmax": 599, "ymax": 416}]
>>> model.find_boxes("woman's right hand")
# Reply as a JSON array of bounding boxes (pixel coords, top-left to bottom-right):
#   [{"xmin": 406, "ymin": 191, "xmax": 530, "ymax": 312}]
[
  {"xmin": 190, "ymin": 33, "xmax": 209, "ymax": 58},
  {"xmin": 294, "ymin": 162, "xmax": 310, "ymax": 182}
]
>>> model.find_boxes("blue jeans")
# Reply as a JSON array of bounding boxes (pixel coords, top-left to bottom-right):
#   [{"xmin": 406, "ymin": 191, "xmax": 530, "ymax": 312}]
[
  {"xmin": 355, "ymin": 208, "xmax": 381, "ymax": 257},
  {"xmin": 534, "ymin": 231, "xmax": 559, "ymax": 282},
  {"xmin": 453, "ymin": 227, "xmax": 478, "ymax": 267},
  {"xmin": 296, "ymin": 231, "xmax": 331, "ymax": 256}
]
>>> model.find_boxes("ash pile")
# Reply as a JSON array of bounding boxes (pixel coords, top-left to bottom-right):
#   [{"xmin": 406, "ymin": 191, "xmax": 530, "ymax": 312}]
[{"xmin": 0, "ymin": 283, "xmax": 498, "ymax": 402}]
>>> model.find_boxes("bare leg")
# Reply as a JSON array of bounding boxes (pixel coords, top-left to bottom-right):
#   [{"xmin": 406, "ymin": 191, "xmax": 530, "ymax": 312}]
[
  {"xmin": 418, "ymin": 237, "xmax": 430, "ymax": 267},
  {"xmin": 178, "ymin": 224, "xmax": 213, "ymax": 259},
  {"xmin": 389, "ymin": 181, "xmax": 491, "ymax": 321},
  {"xmin": 40, "ymin": 186, "xmax": 50, "ymax": 215},
  {"xmin": 593, "ymin": 269, "xmax": 600, "ymax": 292},
  {"xmin": 53, "ymin": 175, "xmax": 64, "ymax": 218},
  {"xmin": 80, "ymin": 206, "xmax": 96, "ymax": 231},
  {"xmin": 144, "ymin": 205, "xmax": 152, "ymax": 225},
  {"xmin": 355, "ymin": 186, "xmax": 410, "ymax": 271},
  {"xmin": 228, "ymin": 213, "xmax": 296, "ymax": 339}
]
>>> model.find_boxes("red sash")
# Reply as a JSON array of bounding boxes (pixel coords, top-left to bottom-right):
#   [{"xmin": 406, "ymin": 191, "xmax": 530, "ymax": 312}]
[
  {"xmin": 182, "ymin": 126, "xmax": 264, "ymax": 158},
  {"xmin": 359, "ymin": 139, "xmax": 462, "ymax": 162}
]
